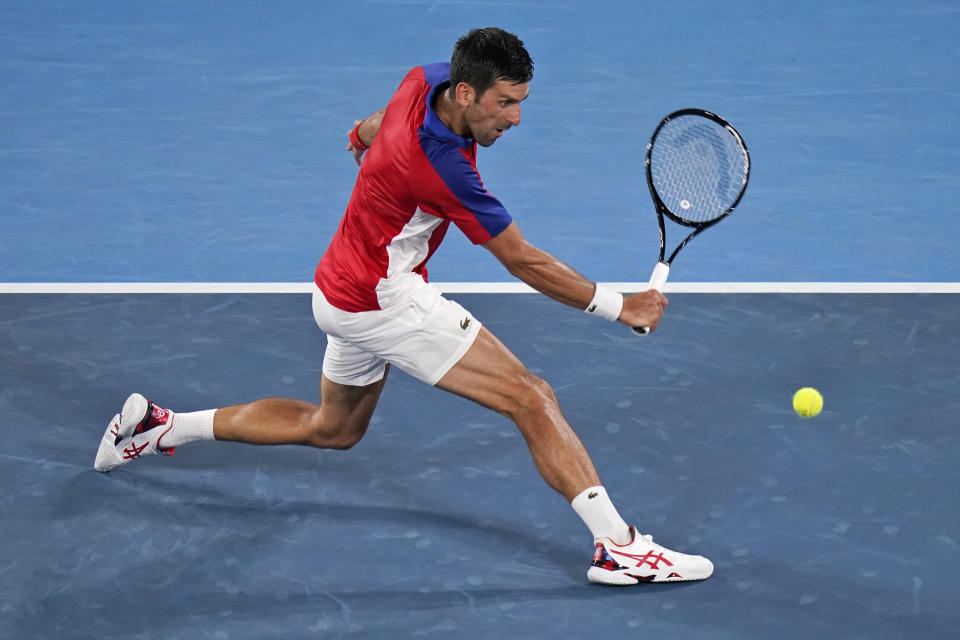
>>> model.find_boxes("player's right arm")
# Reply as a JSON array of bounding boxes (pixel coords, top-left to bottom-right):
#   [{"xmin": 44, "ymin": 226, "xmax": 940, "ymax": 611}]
[
  {"xmin": 346, "ymin": 108, "xmax": 386, "ymax": 165},
  {"xmin": 484, "ymin": 222, "xmax": 668, "ymax": 331}
]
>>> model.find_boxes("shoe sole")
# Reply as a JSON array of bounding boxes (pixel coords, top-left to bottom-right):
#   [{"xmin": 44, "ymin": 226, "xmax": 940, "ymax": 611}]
[
  {"xmin": 118, "ymin": 393, "xmax": 150, "ymax": 441},
  {"xmin": 587, "ymin": 565, "xmax": 713, "ymax": 585},
  {"xmin": 94, "ymin": 414, "xmax": 124, "ymax": 472}
]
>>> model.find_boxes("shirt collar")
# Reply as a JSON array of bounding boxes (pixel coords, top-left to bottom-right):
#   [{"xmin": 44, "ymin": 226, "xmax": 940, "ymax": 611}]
[{"xmin": 423, "ymin": 81, "xmax": 473, "ymax": 150}]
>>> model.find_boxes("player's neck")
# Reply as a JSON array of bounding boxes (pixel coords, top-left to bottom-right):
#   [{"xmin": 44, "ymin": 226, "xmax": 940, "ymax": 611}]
[{"xmin": 435, "ymin": 88, "xmax": 470, "ymax": 139}]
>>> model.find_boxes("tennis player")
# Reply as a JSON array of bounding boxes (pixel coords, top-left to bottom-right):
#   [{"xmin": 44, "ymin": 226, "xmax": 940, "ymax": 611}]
[{"xmin": 95, "ymin": 27, "xmax": 713, "ymax": 585}]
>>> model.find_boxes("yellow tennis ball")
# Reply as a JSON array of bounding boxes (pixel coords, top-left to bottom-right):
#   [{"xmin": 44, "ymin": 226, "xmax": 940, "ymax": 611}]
[{"xmin": 792, "ymin": 387, "xmax": 823, "ymax": 418}]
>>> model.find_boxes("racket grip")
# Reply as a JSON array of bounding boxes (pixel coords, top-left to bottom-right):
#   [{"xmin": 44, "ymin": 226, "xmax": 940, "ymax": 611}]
[{"xmin": 631, "ymin": 262, "xmax": 670, "ymax": 336}]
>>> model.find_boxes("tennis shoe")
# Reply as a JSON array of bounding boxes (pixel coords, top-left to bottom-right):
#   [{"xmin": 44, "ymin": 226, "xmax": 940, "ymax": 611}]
[
  {"xmin": 94, "ymin": 393, "xmax": 175, "ymax": 472},
  {"xmin": 588, "ymin": 526, "xmax": 713, "ymax": 584}
]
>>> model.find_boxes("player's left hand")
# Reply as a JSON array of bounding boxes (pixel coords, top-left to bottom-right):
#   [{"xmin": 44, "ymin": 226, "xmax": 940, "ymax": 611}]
[{"xmin": 346, "ymin": 120, "xmax": 366, "ymax": 165}]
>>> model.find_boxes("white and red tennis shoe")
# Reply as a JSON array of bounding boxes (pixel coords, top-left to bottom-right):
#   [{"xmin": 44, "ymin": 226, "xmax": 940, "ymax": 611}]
[
  {"xmin": 94, "ymin": 393, "xmax": 175, "ymax": 472},
  {"xmin": 588, "ymin": 526, "xmax": 714, "ymax": 584}
]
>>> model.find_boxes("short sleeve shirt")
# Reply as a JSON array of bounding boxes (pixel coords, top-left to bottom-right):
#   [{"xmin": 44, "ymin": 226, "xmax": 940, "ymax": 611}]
[{"xmin": 314, "ymin": 63, "xmax": 512, "ymax": 311}]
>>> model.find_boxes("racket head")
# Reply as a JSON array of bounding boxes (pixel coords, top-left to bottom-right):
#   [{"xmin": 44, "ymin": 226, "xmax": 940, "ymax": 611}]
[{"xmin": 645, "ymin": 108, "xmax": 750, "ymax": 228}]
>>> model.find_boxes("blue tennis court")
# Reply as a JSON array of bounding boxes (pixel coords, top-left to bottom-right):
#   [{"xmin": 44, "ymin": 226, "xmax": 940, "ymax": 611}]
[{"xmin": 2, "ymin": 1, "xmax": 958, "ymax": 638}]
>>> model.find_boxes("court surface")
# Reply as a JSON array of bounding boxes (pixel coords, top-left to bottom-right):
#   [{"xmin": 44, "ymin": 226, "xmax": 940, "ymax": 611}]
[
  {"xmin": 3, "ymin": 293, "xmax": 959, "ymax": 639},
  {"xmin": 2, "ymin": 1, "xmax": 959, "ymax": 638}
]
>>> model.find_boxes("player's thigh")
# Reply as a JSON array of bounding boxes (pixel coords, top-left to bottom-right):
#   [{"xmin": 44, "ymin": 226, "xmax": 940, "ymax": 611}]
[
  {"xmin": 316, "ymin": 329, "xmax": 391, "ymax": 428},
  {"xmin": 435, "ymin": 326, "xmax": 547, "ymax": 416},
  {"xmin": 319, "ymin": 365, "xmax": 390, "ymax": 428}
]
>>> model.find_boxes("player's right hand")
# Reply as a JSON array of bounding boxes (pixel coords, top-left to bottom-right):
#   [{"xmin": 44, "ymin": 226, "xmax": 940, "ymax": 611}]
[
  {"xmin": 346, "ymin": 120, "xmax": 366, "ymax": 165},
  {"xmin": 619, "ymin": 289, "xmax": 668, "ymax": 332}
]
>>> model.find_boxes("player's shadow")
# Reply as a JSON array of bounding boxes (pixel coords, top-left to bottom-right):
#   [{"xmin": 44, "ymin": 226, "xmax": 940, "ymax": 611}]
[
  {"xmin": 64, "ymin": 468, "xmax": 573, "ymax": 568},
  {"xmin": 60, "ymin": 469, "xmax": 701, "ymax": 596}
]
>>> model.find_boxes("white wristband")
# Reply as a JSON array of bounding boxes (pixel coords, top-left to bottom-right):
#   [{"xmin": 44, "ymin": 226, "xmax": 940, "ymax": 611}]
[{"xmin": 584, "ymin": 284, "xmax": 623, "ymax": 322}]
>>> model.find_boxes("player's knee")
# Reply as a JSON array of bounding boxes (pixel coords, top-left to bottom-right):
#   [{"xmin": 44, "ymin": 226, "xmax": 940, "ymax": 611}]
[
  {"xmin": 506, "ymin": 372, "xmax": 559, "ymax": 422},
  {"xmin": 324, "ymin": 430, "xmax": 365, "ymax": 450},
  {"xmin": 304, "ymin": 409, "xmax": 368, "ymax": 450}
]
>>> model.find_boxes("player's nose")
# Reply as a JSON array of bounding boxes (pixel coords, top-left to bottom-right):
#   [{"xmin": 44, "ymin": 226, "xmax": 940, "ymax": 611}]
[{"xmin": 506, "ymin": 105, "xmax": 522, "ymax": 127}]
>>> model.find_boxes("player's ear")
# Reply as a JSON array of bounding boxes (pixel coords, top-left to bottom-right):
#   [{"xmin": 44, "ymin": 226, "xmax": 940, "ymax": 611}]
[{"xmin": 454, "ymin": 82, "xmax": 476, "ymax": 107}]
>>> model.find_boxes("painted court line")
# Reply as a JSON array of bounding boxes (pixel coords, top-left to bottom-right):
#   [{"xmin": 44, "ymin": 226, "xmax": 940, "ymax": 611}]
[{"xmin": 1, "ymin": 282, "xmax": 959, "ymax": 294}]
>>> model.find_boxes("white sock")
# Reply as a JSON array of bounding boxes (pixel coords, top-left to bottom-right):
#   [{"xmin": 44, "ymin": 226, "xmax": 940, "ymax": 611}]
[
  {"xmin": 158, "ymin": 409, "xmax": 217, "ymax": 448},
  {"xmin": 571, "ymin": 486, "xmax": 632, "ymax": 545}
]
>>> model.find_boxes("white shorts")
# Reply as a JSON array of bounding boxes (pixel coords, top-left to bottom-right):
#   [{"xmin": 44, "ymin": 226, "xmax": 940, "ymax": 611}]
[{"xmin": 312, "ymin": 282, "xmax": 481, "ymax": 387}]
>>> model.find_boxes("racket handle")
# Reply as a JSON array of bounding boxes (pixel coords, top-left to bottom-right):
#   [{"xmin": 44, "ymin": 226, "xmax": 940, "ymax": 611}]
[{"xmin": 631, "ymin": 262, "xmax": 670, "ymax": 336}]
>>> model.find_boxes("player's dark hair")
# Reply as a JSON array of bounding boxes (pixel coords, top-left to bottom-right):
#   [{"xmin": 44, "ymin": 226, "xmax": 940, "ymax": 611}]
[{"xmin": 450, "ymin": 27, "xmax": 533, "ymax": 97}]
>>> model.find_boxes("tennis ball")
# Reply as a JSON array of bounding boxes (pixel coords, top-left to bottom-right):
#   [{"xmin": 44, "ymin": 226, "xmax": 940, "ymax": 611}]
[{"xmin": 792, "ymin": 387, "xmax": 823, "ymax": 418}]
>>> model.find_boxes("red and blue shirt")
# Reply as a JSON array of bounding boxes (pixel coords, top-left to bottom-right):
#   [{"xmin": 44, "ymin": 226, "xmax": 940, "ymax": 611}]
[{"xmin": 315, "ymin": 62, "xmax": 512, "ymax": 312}]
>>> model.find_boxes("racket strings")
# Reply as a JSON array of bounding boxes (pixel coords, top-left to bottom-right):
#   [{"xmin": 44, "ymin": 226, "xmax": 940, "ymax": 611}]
[{"xmin": 649, "ymin": 117, "xmax": 748, "ymax": 224}]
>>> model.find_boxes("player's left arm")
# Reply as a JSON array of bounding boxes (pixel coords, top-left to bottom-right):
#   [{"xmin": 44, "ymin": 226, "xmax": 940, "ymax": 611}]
[
  {"xmin": 346, "ymin": 108, "xmax": 386, "ymax": 165},
  {"xmin": 483, "ymin": 222, "xmax": 667, "ymax": 329}
]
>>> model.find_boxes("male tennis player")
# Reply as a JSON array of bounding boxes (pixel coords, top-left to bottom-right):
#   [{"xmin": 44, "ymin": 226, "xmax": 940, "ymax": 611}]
[{"xmin": 95, "ymin": 27, "xmax": 713, "ymax": 585}]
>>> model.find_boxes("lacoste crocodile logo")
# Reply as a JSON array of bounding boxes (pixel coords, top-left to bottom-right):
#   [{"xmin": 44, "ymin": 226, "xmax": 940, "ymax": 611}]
[{"xmin": 460, "ymin": 317, "xmax": 471, "ymax": 330}]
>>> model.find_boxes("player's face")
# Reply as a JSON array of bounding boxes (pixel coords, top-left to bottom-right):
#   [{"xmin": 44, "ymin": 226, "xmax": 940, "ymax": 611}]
[{"xmin": 465, "ymin": 80, "xmax": 530, "ymax": 147}]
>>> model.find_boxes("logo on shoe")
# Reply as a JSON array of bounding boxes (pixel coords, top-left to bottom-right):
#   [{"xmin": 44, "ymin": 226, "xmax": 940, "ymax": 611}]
[
  {"xmin": 151, "ymin": 406, "xmax": 171, "ymax": 424},
  {"xmin": 592, "ymin": 546, "xmax": 605, "ymax": 563},
  {"xmin": 123, "ymin": 440, "xmax": 150, "ymax": 460},
  {"xmin": 610, "ymin": 549, "xmax": 673, "ymax": 571}
]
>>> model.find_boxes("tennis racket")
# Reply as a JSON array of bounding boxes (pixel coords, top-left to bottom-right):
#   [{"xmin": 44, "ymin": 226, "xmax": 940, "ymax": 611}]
[{"xmin": 633, "ymin": 108, "xmax": 750, "ymax": 335}]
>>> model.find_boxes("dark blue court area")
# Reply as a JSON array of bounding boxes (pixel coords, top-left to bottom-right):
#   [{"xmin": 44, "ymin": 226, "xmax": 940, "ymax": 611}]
[
  {"xmin": 2, "ymin": 0, "xmax": 960, "ymax": 638},
  {"xmin": 2, "ymin": 293, "xmax": 959, "ymax": 638}
]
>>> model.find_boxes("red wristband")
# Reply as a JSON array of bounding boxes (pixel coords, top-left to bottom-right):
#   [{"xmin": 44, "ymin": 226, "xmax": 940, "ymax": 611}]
[{"xmin": 349, "ymin": 122, "xmax": 369, "ymax": 151}]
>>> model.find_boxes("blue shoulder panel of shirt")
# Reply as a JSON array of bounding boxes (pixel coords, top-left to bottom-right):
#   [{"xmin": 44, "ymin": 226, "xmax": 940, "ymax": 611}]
[{"xmin": 416, "ymin": 62, "xmax": 512, "ymax": 238}]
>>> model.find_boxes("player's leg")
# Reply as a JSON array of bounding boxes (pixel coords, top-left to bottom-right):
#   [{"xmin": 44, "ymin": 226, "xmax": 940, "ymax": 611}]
[
  {"xmin": 362, "ymin": 284, "xmax": 623, "ymax": 530},
  {"xmin": 94, "ymin": 296, "xmax": 393, "ymax": 472},
  {"xmin": 435, "ymin": 326, "xmax": 713, "ymax": 584},
  {"xmin": 214, "ymin": 369, "xmax": 389, "ymax": 449},
  {"xmin": 435, "ymin": 326, "xmax": 600, "ymax": 501},
  {"xmin": 93, "ymin": 369, "xmax": 389, "ymax": 472},
  {"xmin": 435, "ymin": 327, "xmax": 633, "ymax": 552},
  {"xmin": 211, "ymin": 293, "xmax": 393, "ymax": 448}
]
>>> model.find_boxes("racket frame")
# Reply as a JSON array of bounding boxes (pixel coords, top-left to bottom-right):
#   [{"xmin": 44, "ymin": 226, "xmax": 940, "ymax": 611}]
[
  {"xmin": 646, "ymin": 108, "xmax": 750, "ymax": 267},
  {"xmin": 633, "ymin": 108, "xmax": 750, "ymax": 335}
]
